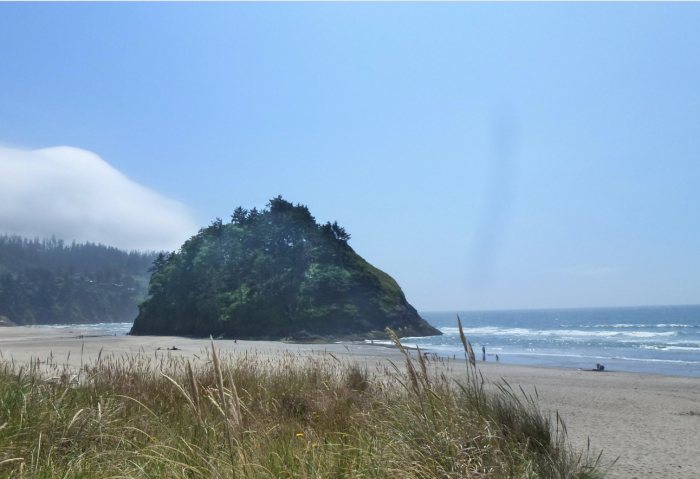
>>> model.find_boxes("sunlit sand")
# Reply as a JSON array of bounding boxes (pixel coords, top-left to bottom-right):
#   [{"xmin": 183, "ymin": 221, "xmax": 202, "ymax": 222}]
[{"xmin": 1, "ymin": 326, "xmax": 698, "ymax": 479}]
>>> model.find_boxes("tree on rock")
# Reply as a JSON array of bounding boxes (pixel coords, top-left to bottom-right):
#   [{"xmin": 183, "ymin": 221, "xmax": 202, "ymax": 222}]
[{"xmin": 130, "ymin": 197, "xmax": 441, "ymax": 340}]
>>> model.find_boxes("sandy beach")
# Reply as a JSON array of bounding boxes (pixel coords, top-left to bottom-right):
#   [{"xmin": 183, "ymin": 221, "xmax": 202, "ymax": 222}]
[{"xmin": 1, "ymin": 326, "xmax": 699, "ymax": 479}]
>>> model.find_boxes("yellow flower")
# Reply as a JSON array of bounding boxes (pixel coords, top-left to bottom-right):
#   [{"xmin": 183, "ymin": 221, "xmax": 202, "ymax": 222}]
[
  {"xmin": 312, "ymin": 443, "xmax": 318, "ymax": 447},
  {"xmin": 151, "ymin": 437, "xmax": 157, "ymax": 442},
  {"xmin": 296, "ymin": 433, "xmax": 304, "ymax": 437}
]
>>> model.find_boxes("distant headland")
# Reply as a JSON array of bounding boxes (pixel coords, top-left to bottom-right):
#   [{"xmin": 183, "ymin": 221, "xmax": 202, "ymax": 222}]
[
  {"xmin": 0, "ymin": 234, "xmax": 156, "ymax": 325},
  {"xmin": 130, "ymin": 196, "xmax": 441, "ymax": 340}
]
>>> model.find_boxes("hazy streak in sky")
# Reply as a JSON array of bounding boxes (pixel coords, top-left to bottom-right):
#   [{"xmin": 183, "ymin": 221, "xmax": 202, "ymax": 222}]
[
  {"xmin": 0, "ymin": 145, "xmax": 197, "ymax": 251},
  {"xmin": 466, "ymin": 114, "xmax": 520, "ymax": 294}
]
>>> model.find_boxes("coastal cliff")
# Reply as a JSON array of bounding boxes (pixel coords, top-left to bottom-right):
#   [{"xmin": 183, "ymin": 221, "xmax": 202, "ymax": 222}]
[{"xmin": 130, "ymin": 197, "xmax": 441, "ymax": 340}]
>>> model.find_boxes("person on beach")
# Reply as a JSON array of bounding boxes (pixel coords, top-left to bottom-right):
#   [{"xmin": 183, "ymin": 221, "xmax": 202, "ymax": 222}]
[{"xmin": 482, "ymin": 345, "xmax": 486, "ymax": 361}]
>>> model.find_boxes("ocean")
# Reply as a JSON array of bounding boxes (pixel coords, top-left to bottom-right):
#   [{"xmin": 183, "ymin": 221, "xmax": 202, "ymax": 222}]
[
  {"xmin": 23, "ymin": 305, "xmax": 700, "ymax": 377},
  {"xmin": 27, "ymin": 322, "xmax": 134, "ymax": 336},
  {"xmin": 386, "ymin": 305, "xmax": 700, "ymax": 377}
]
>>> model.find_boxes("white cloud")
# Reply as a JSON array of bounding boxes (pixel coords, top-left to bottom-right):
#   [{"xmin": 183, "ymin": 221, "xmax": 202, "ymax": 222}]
[{"xmin": 0, "ymin": 145, "xmax": 198, "ymax": 251}]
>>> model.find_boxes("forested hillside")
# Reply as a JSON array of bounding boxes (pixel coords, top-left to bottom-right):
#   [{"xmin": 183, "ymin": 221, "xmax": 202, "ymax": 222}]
[
  {"xmin": 131, "ymin": 196, "xmax": 441, "ymax": 340},
  {"xmin": 0, "ymin": 235, "xmax": 158, "ymax": 326}
]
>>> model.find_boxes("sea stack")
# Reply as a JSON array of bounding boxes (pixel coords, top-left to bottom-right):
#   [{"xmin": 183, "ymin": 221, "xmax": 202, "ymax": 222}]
[{"xmin": 131, "ymin": 196, "xmax": 442, "ymax": 340}]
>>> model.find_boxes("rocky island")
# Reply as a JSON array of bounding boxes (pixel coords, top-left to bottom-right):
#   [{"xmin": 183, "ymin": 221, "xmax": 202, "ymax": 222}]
[{"xmin": 130, "ymin": 197, "xmax": 441, "ymax": 340}]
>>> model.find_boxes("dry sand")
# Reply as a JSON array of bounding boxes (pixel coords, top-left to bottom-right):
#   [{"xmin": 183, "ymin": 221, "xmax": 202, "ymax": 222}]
[{"xmin": 1, "ymin": 325, "xmax": 699, "ymax": 479}]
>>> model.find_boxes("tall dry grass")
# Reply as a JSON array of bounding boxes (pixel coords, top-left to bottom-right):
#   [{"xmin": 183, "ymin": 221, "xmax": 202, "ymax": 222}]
[{"xmin": 0, "ymin": 330, "xmax": 607, "ymax": 478}]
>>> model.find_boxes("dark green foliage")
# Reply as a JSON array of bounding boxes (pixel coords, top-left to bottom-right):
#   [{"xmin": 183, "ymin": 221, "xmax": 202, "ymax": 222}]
[
  {"xmin": 0, "ymin": 235, "xmax": 158, "ymax": 325},
  {"xmin": 131, "ymin": 196, "xmax": 441, "ymax": 339}
]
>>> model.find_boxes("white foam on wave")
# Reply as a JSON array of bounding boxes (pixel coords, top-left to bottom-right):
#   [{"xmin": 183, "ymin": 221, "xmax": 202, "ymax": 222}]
[
  {"xmin": 27, "ymin": 322, "xmax": 133, "ymax": 329},
  {"xmin": 438, "ymin": 326, "xmax": 682, "ymax": 339},
  {"xmin": 618, "ymin": 338, "xmax": 700, "ymax": 345},
  {"xmin": 499, "ymin": 351, "xmax": 700, "ymax": 364},
  {"xmin": 367, "ymin": 340, "xmax": 700, "ymax": 365},
  {"xmin": 26, "ymin": 323, "xmax": 133, "ymax": 335},
  {"xmin": 587, "ymin": 324, "xmax": 698, "ymax": 328},
  {"xmin": 640, "ymin": 345, "xmax": 700, "ymax": 352}
]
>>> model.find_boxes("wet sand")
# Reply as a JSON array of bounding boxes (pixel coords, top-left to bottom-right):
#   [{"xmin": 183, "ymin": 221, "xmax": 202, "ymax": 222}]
[{"xmin": 1, "ymin": 326, "xmax": 699, "ymax": 479}]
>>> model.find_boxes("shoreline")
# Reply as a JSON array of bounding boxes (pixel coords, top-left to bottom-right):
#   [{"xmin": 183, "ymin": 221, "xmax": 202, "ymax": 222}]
[
  {"xmin": 1, "ymin": 328, "xmax": 699, "ymax": 478},
  {"xmin": 9, "ymin": 321, "xmax": 700, "ymax": 378},
  {"xmin": 4, "ymin": 322, "xmax": 700, "ymax": 377},
  {"xmin": 10, "ymin": 318, "xmax": 700, "ymax": 378}
]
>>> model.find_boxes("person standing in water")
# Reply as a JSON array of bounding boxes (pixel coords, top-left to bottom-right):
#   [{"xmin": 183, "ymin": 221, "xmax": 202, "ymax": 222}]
[{"xmin": 482, "ymin": 345, "xmax": 486, "ymax": 361}]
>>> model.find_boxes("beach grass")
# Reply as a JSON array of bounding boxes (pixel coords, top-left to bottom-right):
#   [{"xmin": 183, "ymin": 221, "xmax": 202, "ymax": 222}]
[{"xmin": 0, "ymin": 334, "xmax": 607, "ymax": 478}]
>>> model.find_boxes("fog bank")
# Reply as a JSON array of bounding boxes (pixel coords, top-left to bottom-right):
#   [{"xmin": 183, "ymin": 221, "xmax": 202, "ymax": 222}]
[{"xmin": 0, "ymin": 145, "xmax": 197, "ymax": 251}]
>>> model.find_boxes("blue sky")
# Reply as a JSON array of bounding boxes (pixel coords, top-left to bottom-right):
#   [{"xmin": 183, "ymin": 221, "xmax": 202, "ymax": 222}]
[{"xmin": 1, "ymin": 3, "xmax": 698, "ymax": 311}]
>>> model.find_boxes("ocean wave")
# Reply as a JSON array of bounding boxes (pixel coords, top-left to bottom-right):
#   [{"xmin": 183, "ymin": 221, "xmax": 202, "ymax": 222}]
[
  {"xmin": 27, "ymin": 322, "xmax": 133, "ymax": 329},
  {"xmin": 639, "ymin": 345, "xmax": 700, "ymax": 352},
  {"xmin": 584, "ymin": 324, "xmax": 699, "ymax": 328},
  {"xmin": 483, "ymin": 351, "xmax": 700, "ymax": 364},
  {"xmin": 24, "ymin": 323, "xmax": 133, "ymax": 335},
  {"xmin": 654, "ymin": 340, "xmax": 700, "ymax": 347},
  {"xmin": 618, "ymin": 337, "xmax": 700, "ymax": 345},
  {"xmin": 366, "ymin": 340, "xmax": 700, "ymax": 364},
  {"xmin": 438, "ymin": 326, "xmax": 683, "ymax": 339}
]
